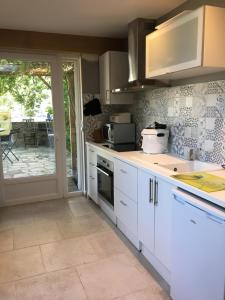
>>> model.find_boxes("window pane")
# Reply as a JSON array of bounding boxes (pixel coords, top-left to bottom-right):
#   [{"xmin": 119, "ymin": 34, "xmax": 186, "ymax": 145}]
[{"xmin": 0, "ymin": 59, "xmax": 56, "ymax": 178}]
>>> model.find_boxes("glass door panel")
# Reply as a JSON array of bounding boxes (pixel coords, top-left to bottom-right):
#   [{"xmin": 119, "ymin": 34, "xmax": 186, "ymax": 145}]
[
  {"xmin": 62, "ymin": 61, "xmax": 79, "ymax": 192},
  {"xmin": 0, "ymin": 59, "xmax": 56, "ymax": 179}
]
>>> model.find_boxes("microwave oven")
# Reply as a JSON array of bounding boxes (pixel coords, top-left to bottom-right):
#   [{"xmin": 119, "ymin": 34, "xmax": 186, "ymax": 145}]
[{"xmin": 102, "ymin": 123, "xmax": 136, "ymax": 144}]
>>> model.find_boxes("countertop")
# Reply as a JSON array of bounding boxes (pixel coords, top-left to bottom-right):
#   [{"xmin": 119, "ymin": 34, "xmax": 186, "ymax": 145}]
[{"xmin": 86, "ymin": 141, "xmax": 225, "ymax": 209}]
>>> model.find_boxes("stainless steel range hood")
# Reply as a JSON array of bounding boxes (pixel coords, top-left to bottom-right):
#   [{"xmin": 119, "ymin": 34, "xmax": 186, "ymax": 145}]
[{"xmin": 112, "ymin": 18, "xmax": 168, "ymax": 93}]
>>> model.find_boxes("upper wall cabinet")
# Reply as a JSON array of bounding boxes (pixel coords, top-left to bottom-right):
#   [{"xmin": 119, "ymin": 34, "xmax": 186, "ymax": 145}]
[
  {"xmin": 146, "ymin": 6, "xmax": 225, "ymax": 80},
  {"xmin": 99, "ymin": 51, "xmax": 133, "ymax": 105}
]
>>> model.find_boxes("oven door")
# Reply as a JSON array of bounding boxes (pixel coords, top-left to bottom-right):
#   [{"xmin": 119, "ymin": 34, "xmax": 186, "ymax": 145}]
[{"xmin": 97, "ymin": 165, "xmax": 114, "ymax": 208}]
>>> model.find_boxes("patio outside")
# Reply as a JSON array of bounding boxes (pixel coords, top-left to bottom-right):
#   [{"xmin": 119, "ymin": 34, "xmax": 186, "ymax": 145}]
[{"xmin": 0, "ymin": 59, "xmax": 78, "ymax": 192}]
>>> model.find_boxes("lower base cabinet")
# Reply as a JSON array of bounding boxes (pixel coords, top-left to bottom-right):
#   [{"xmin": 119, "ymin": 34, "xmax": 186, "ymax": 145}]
[
  {"xmin": 86, "ymin": 144, "xmax": 98, "ymax": 204},
  {"xmin": 138, "ymin": 169, "xmax": 174, "ymax": 283},
  {"xmin": 114, "ymin": 188, "xmax": 139, "ymax": 248}
]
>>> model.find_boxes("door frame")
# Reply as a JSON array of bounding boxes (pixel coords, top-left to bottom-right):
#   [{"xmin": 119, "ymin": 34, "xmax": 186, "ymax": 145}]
[
  {"xmin": 0, "ymin": 50, "xmax": 84, "ymax": 206},
  {"xmin": 58, "ymin": 54, "xmax": 85, "ymax": 198}
]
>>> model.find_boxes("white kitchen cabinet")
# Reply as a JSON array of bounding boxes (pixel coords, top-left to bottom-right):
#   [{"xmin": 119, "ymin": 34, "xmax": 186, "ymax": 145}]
[
  {"xmin": 86, "ymin": 144, "xmax": 98, "ymax": 204},
  {"xmin": 114, "ymin": 188, "xmax": 138, "ymax": 237},
  {"xmin": 114, "ymin": 159, "xmax": 138, "ymax": 247},
  {"xmin": 114, "ymin": 159, "xmax": 137, "ymax": 202},
  {"xmin": 154, "ymin": 178, "xmax": 173, "ymax": 271},
  {"xmin": 138, "ymin": 170, "xmax": 155, "ymax": 253},
  {"xmin": 171, "ymin": 189, "xmax": 225, "ymax": 300},
  {"xmin": 138, "ymin": 169, "xmax": 174, "ymax": 282},
  {"xmin": 146, "ymin": 6, "xmax": 225, "ymax": 80},
  {"xmin": 99, "ymin": 51, "xmax": 133, "ymax": 105}
]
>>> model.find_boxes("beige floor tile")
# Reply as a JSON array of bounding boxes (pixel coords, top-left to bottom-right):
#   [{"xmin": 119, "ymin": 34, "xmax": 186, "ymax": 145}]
[
  {"xmin": 86, "ymin": 230, "xmax": 129, "ymax": 258},
  {"xmin": 0, "ymin": 230, "xmax": 13, "ymax": 252},
  {"xmin": 15, "ymin": 268, "xmax": 88, "ymax": 300},
  {"xmin": 68, "ymin": 197, "xmax": 97, "ymax": 217},
  {"xmin": 0, "ymin": 282, "xmax": 16, "ymax": 300},
  {"xmin": 0, "ymin": 208, "xmax": 34, "ymax": 231},
  {"xmin": 41, "ymin": 236, "xmax": 100, "ymax": 272},
  {"xmin": 57, "ymin": 213, "xmax": 110, "ymax": 239},
  {"xmin": 77, "ymin": 253, "xmax": 154, "ymax": 300},
  {"xmin": 0, "ymin": 246, "xmax": 45, "ymax": 283},
  {"xmin": 48, "ymin": 268, "xmax": 88, "ymax": 300},
  {"xmin": 13, "ymin": 220, "xmax": 62, "ymax": 249},
  {"xmin": 15, "ymin": 274, "xmax": 50, "ymax": 300},
  {"xmin": 114, "ymin": 287, "xmax": 170, "ymax": 300}
]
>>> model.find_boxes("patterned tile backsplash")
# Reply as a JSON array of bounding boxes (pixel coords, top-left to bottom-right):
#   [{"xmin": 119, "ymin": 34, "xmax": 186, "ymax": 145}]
[
  {"xmin": 83, "ymin": 93, "xmax": 130, "ymax": 141},
  {"xmin": 83, "ymin": 80, "xmax": 225, "ymax": 165},
  {"xmin": 130, "ymin": 80, "xmax": 225, "ymax": 164}
]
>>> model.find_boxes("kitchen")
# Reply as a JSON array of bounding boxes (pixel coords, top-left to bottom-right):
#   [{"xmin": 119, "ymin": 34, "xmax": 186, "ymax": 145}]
[{"xmin": 0, "ymin": 1, "xmax": 225, "ymax": 300}]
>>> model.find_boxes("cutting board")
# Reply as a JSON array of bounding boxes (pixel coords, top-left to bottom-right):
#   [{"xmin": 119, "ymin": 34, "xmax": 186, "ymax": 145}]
[{"xmin": 171, "ymin": 172, "xmax": 225, "ymax": 193}]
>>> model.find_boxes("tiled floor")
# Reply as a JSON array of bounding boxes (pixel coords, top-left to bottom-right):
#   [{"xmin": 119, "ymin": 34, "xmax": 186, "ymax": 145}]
[
  {"xmin": 2, "ymin": 146, "xmax": 78, "ymax": 191},
  {"xmin": 0, "ymin": 197, "xmax": 170, "ymax": 300}
]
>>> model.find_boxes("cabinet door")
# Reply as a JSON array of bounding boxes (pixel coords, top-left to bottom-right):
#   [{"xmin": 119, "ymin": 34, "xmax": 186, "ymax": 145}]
[
  {"xmin": 87, "ymin": 166, "xmax": 98, "ymax": 203},
  {"xmin": 99, "ymin": 52, "xmax": 110, "ymax": 104},
  {"xmin": 109, "ymin": 52, "xmax": 129, "ymax": 90},
  {"xmin": 146, "ymin": 7, "xmax": 204, "ymax": 78},
  {"xmin": 138, "ymin": 169, "xmax": 155, "ymax": 253},
  {"xmin": 171, "ymin": 196, "xmax": 225, "ymax": 300},
  {"xmin": 114, "ymin": 159, "xmax": 137, "ymax": 202},
  {"xmin": 115, "ymin": 188, "xmax": 138, "ymax": 236},
  {"xmin": 86, "ymin": 145, "xmax": 98, "ymax": 204},
  {"xmin": 154, "ymin": 178, "xmax": 173, "ymax": 271}
]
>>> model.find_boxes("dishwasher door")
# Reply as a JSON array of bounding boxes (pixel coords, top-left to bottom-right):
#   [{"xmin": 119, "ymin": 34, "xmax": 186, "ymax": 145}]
[{"xmin": 171, "ymin": 189, "xmax": 225, "ymax": 300}]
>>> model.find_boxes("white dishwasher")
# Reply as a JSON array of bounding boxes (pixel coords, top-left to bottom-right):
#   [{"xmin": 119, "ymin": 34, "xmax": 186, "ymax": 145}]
[{"xmin": 171, "ymin": 189, "xmax": 225, "ymax": 300}]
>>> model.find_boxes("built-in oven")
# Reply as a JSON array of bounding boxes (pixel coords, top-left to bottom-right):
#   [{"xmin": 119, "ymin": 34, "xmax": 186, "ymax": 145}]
[{"xmin": 97, "ymin": 155, "xmax": 114, "ymax": 208}]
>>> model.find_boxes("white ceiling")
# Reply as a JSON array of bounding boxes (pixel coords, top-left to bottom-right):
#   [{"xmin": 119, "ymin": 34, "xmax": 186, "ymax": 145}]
[{"xmin": 0, "ymin": 0, "xmax": 186, "ymax": 37}]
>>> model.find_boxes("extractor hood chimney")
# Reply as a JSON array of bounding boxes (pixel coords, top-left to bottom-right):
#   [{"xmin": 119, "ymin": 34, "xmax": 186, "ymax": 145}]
[{"xmin": 112, "ymin": 18, "xmax": 168, "ymax": 93}]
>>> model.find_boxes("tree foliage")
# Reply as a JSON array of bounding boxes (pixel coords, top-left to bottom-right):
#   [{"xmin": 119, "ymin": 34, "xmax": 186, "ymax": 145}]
[{"xmin": 0, "ymin": 59, "xmax": 51, "ymax": 117}]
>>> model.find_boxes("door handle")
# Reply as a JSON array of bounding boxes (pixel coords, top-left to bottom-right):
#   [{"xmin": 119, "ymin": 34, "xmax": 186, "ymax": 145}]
[
  {"xmin": 96, "ymin": 167, "xmax": 110, "ymax": 177},
  {"xmin": 154, "ymin": 180, "xmax": 158, "ymax": 206},
  {"xmin": 149, "ymin": 178, "xmax": 153, "ymax": 202}
]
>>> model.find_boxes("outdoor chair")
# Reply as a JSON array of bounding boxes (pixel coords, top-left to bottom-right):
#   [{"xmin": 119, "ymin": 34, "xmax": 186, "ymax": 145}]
[
  {"xmin": 23, "ymin": 119, "xmax": 38, "ymax": 147},
  {"xmin": 46, "ymin": 119, "xmax": 54, "ymax": 147},
  {"xmin": 1, "ymin": 129, "xmax": 20, "ymax": 163}
]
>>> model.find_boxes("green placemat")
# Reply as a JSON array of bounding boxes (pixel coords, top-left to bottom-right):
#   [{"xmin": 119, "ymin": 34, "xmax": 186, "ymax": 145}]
[{"xmin": 171, "ymin": 172, "xmax": 225, "ymax": 193}]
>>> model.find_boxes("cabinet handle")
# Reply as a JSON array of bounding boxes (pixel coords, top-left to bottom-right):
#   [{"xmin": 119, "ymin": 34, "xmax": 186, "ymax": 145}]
[
  {"xmin": 120, "ymin": 169, "xmax": 127, "ymax": 174},
  {"xmin": 149, "ymin": 179, "xmax": 153, "ymax": 202},
  {"xmin": 120, "ymin": 200, "xmax": 127, "ymax": 207},
  {"xmin": 89, "ymin": 149, "xmax": 94, "ymax": 153},
  {"xmin": 207, "ymin": 214, "xmax": 224, "ymax": 225},
  {"xmin": 89, "ymin": 162, "xmax": 95, "ymax": 166},
  {"xmin": 173, "ymin": 194, "xmax": 186, "ymax": 205},
  {"xmin": 154, "ymin": 180, "xmax": 158, "ymax": 206}
]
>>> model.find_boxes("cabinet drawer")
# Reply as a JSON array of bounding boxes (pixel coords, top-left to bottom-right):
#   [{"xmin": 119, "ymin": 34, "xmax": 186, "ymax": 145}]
[
  {"xmin": 114, "ymin": 159, "xmax": 137, "ymax": 202},
  {"xmin": 87, "ymin": 166, "xmax": 98, "ymax": 203},
  {"xmin": 88, "ymin": 146, "xmax": 97, "ymax": 165},
  {"xmin": 89, "ymin": 165, "xmax": 97, "ymax": 179},
  {"xmin": 115, "ymin": 188, "xmax": 137, "ymax": 236}
]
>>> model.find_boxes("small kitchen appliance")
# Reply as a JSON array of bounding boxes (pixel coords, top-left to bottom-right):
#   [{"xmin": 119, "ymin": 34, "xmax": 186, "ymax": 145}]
[
  {"xmin": 141, "ymin": 128, "xmax": 169, "ymax": 154},
  {"xmin": 109, "ymin": 112, "xmax": 131, "ymax": 123},
  {"xmin": 102, "ymin": 123, "xmax": 135, "ymax": 145}
]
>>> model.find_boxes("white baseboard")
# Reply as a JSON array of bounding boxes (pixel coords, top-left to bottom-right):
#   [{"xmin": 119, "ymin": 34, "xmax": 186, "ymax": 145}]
[{"xmin": 0, "ymin": 193, "xmax": 62, "ymax": 207}]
